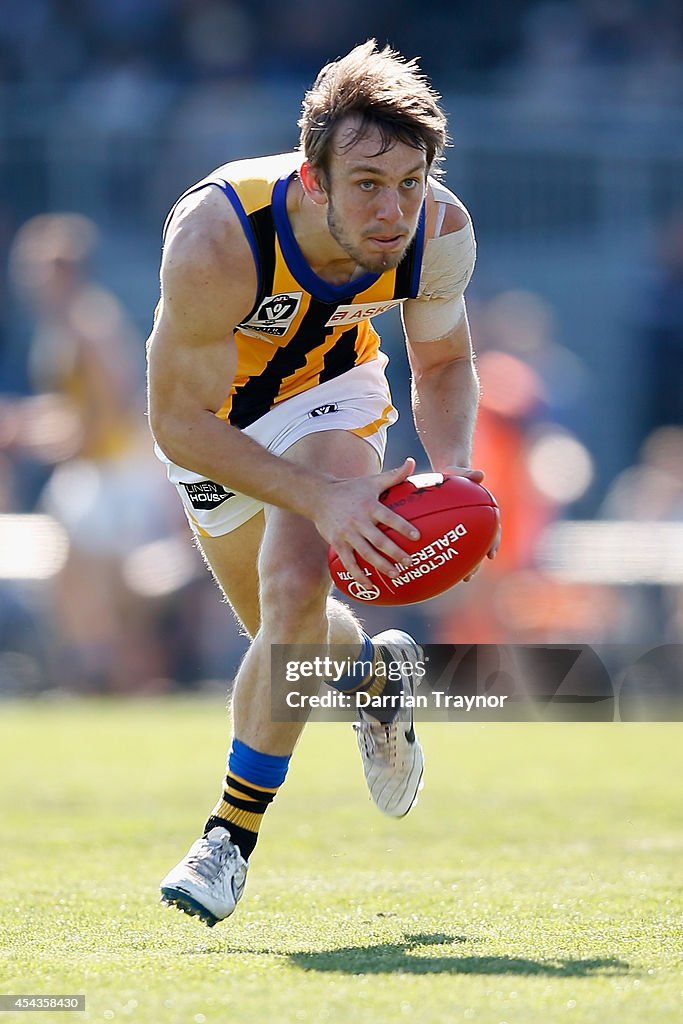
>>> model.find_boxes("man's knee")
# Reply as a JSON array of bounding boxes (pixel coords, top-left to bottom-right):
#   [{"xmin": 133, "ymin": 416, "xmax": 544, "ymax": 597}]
[{"xmin": 259, "ymin": 552, "xmax": 331, "ymax": 627}]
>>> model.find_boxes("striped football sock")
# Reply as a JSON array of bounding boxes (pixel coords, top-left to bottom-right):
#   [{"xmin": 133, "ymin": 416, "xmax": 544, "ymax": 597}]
[
  {"xmin": 326, "ymin": 632, "xmax": 402, "ymax": 723},
  {"xmin": 204, "ymin": 738, "xmax": 290, "ymax": 860}
]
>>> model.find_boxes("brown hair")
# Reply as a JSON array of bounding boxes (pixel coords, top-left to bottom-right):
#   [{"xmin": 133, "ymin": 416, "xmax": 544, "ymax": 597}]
[{"xmin": 299, "ymin": 40, "xmax": 448, "ymax": 179}]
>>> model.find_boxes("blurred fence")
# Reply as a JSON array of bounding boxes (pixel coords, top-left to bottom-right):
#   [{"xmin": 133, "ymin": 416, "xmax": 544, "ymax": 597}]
[{"xmin": 5, "ymin": 87, "xmax": 683, "ymax": 234}]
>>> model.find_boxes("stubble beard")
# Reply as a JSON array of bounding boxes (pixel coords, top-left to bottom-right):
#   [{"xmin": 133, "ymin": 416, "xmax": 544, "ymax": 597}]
[{"xmin": 326, "ymin": 201, "xmax": 412, "ymax": 274}]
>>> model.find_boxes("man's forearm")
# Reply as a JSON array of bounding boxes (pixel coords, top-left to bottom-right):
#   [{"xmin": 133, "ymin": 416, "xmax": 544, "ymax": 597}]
[
  {"xmin": 411, "ymin": 356, "xmax": 480, "ymax": 471},
  {"xmin": 152, "ymin": 408, "xmax": 329, "ymax": 518}
]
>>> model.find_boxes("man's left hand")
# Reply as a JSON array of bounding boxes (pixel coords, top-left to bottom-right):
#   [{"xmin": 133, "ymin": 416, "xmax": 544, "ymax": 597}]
[{"xmin": 440, "ymin": 464, "xmax": 501, "ymax": 581}]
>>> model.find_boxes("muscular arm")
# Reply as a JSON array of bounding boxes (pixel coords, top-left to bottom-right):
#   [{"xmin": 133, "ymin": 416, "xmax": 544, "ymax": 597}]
[
  {"xmin": 402, "ymin": 200, "xmax": 498, "ymax": 568},
  {"xmin": 146, "ymin": 187, "xmax": 417, "ymax": 582},
  {"xmin": 147, "ymin": 188, "xmax": 332, "ymax": 515},
  {"xmin": 402, "ymin": 200, "xmax": 480, "ymax": 472},
  {"xmin": 405, "ymin": 309, "xmax": 480, "ymax": 472}
]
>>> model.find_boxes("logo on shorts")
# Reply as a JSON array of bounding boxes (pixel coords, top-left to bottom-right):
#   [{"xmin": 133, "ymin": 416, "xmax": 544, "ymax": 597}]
[
  {"xmin": 348, "ymin": 580, "xmax": 381, "ymax": 601},
  {"xmin": 309, "ymin": 403, "xmax": 339, "ymax": 417},
  {"xmin": 239, "ymin": 292, "xmax": 302, "ymax": 337},
  {"xmin": 182, "ymin": 481, "xmax": 234, "ymax": 510}
]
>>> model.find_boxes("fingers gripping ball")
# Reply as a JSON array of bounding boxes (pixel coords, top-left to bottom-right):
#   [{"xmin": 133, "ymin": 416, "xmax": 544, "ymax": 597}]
[{"xmin": 328, "ymin": 473, "xmax": 500, "ymax": 606}]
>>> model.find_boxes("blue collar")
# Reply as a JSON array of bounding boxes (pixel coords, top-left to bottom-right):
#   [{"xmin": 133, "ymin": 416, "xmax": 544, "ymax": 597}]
[{"xmin": 272, "ymin": 171, "xmax": 421, "ymax": 304}]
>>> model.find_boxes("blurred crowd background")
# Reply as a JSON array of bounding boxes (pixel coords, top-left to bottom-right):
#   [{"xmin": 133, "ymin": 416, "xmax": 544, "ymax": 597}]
[{"xmin": 0, "ymin": 0, "xmax": 682, "ymax": 694}]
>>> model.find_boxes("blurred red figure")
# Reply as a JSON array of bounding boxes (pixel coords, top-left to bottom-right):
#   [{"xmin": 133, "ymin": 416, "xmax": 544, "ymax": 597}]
[
  {"xmin": 435, "ymin": 289, "xmax": 598, "ymax": 644},
  {"xmin": 473, "ymin": 348, "xmax": 550, "ymax": 574}
]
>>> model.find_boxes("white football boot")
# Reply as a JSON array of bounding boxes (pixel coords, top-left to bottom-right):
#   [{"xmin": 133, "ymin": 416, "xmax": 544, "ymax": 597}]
[
  {"xmin": 160, "ymin": 827, "xmax": 248, "ymax": 927},
  {"xmin": 354, "ymin": 629, "xmax": 425, "ymax": 817}
]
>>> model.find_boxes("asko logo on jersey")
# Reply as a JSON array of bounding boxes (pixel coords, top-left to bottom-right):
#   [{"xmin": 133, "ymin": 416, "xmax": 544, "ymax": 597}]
[
  {"xmin": 240, "ymin": 292, "xmax": 303, "ymax": 337},
  {"xmin": 240, "ymin": 294, "xmax": 399, "ymax": 337},
  {"xmin": 325, "ymin": 300, "xmax": 401, "ymax": 327}
]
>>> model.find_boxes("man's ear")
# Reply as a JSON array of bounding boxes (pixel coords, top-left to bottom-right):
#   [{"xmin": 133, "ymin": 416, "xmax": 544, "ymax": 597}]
[{"xmin": 299, "ymin": 161, "xmax": 328, "ymax": 206}]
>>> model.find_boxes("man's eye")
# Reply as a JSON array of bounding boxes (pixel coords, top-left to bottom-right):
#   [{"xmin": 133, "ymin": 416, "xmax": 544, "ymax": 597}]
[
  {"xmin": 359, "ymin": 181, "xmax": 375, "ymax": 191},
  {"xmin": 403, "ymin": 178, "xmax": 419, "ymax": 189}
]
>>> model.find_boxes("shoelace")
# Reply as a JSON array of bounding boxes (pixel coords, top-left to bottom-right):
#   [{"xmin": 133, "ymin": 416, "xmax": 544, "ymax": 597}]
[
  {"xmin": 354, "ymin": 719, "xmax": 398, "ymax": 765},
  {"xmin": 187, "ymin": 835, "xmax": 239, "ymax": 881}
]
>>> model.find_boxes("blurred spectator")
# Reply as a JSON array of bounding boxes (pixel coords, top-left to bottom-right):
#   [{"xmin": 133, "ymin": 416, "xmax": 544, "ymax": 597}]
[
  {"xmin": 9, "ymin": 214, "xmax": 139, "ymax": 460},
  {"xmin": 6, "ymin": 213, "xmax": 177, "ymax": 691},
  {"xmin": 5, "ymin": 212, "xmax": 254, "ymax": 692},
  {"xmin": 475, "ymin": 290, "xmax": 592, "ymax": 525},
  {"xmin": 478, "ymin": 289, "xmax": 591, "ymax": 434},
  {"xmin": 599, "ymin": 425, "xmax": 683, "ymax": 641},
  {"xmin": 433, "ymin": 288, "xmax": 598, "ymax": 642},
  {"xmin": 601, "ymin": 425, "xmax": 683, "ymax": 521},
  {"xmin": 473, "ymin": 346, "xmax": 549, "ymax": 574}
]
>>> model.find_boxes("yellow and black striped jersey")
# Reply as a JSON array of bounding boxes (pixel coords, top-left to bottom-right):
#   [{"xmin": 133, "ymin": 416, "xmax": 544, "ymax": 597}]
[{"xmin": 163, "ymin": 153, "xmax": 426, "ymax": 429}]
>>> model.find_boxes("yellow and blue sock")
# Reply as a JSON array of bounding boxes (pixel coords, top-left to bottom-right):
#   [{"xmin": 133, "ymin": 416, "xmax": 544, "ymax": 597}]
[
  {"xmin": 327, "ymin": 632, "xmax": 402, "ymax": 722},
  {"xmin": 204, "ymin": 738, "xmax": 290, "ymax": 860}
]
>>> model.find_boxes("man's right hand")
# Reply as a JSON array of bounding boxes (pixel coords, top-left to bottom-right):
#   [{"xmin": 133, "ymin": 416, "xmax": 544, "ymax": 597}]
[{"xmin": 313, "ymin": 457, "xmax": 421, "ymax": 586}]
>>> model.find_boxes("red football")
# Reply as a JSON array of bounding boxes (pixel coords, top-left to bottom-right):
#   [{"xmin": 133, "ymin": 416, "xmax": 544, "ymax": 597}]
[{"xmin": 328, "ymin": 473, "xmax": 499, "ymax": 606}]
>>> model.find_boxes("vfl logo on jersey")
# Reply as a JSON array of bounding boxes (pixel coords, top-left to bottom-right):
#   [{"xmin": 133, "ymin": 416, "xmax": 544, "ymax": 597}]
[
  {"xmin": 240, "ymin": 292, "xmax": 302, "ymax": 337},
  {"xmin": 308, "ymin": 403, "xmax": 339, "ymax": 418},
  {"xmin": 325, "ymin": 299, "xmax": 401, "ymax": 328},
  {"xmin": 182, "ymin": 481, "xmax": 234, "ymax": 510}
]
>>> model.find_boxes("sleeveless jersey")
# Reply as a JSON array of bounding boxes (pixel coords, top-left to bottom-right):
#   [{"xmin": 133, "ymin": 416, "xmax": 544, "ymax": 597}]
[{"xmin": 163, "ymin": 153, "xmax": 426, "ymax": 429}]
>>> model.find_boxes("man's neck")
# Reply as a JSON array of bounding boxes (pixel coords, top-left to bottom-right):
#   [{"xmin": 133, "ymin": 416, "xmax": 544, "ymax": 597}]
[{"xmin": 286, "ymin": 176, "xmax": 366, "ymax": 287}]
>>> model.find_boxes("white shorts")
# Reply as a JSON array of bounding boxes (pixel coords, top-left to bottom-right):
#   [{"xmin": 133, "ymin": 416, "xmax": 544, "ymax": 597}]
[{"xmin": 156, "ymin": 358, "xmax": 398, "ymax": 537}]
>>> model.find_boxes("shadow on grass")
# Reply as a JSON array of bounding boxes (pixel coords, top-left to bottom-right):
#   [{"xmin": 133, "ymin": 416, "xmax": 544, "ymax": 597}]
[{"xmin": 287, "ymin": 932, "xmax": 630, "ymax": 977}]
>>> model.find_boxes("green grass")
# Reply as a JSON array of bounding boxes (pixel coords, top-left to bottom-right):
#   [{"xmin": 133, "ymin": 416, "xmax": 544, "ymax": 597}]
[{"xmin": 0, "ymin": 699, "xmax": 681, "ymax": 1024}]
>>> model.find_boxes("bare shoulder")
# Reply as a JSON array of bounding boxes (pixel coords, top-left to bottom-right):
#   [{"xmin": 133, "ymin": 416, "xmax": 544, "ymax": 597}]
[
  {"xmin": 439, "ymin": 201, "xmax": 471, "ymax": 235},
  {"xmin": 425, "ymin": 179, "xmax": 472, "ymax": 237},
  {"xmin": 409, "ymin": 179, "xmax": 477, "ymax": 309},
  {"xmin": 159, "ymin": 186, "xmax": 257, "ymax": 340}
]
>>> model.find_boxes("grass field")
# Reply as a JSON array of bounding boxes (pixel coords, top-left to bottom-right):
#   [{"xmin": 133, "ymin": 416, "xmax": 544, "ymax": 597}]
[{"xmin": 0, "ymin": 699, "xmax": 681, "ymax": 1024}]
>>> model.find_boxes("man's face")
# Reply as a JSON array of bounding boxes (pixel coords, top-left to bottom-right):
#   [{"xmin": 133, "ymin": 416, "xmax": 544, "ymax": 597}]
[{"xmin": 322, "ymin": 119, "xmax": 428, "ymax": 273}]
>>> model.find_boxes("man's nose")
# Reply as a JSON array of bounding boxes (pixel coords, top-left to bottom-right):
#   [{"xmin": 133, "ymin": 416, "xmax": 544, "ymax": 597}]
[{"xmin": 375, "ymin": 188, "xmax": 403, "ymax": 222}]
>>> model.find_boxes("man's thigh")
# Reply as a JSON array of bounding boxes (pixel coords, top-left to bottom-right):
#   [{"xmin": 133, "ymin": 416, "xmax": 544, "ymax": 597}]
[{"xmin": 196, "ymin": 429, "xmax": 381, "ymax": 636}]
